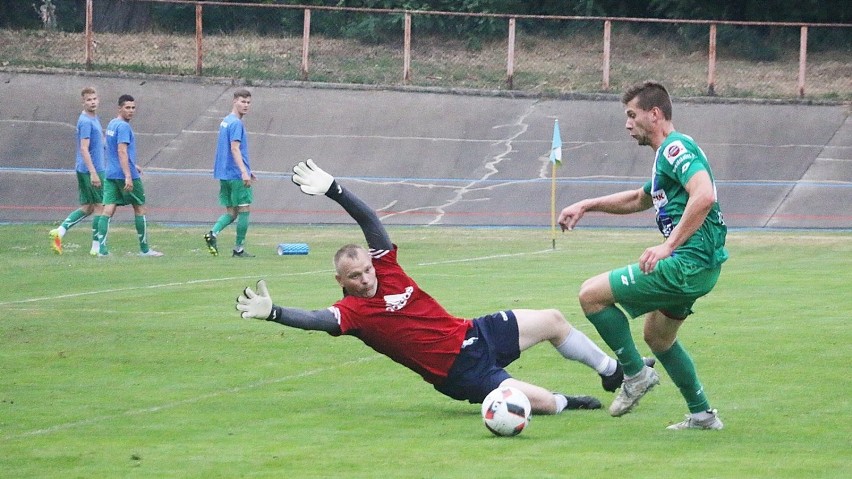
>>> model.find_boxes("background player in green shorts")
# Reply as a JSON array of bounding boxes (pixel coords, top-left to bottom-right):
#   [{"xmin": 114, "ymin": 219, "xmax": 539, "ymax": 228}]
[
  {"xmin": 98, "ymin": 94, "xmax": 163, "ymax": 257},
  {"xmin": 204, "ymin": 89, "xmax": 255, "ymax": 258},
  {"xmin": 558, "ymin": 80, "xmax": 728, "ymax": 430},
  {"xmin": 49, "ymin": 86, "xmax": 105, "ymax": 256}
]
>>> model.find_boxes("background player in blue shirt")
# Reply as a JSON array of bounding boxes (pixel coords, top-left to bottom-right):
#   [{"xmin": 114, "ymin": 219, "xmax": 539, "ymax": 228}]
[
  {"xmin": 49, "ymin": 86, "xmax": 105, "ymax": 255},
  {"xmin": 204, "ymin": 89, "xmax": 256, "ymax": 258}
]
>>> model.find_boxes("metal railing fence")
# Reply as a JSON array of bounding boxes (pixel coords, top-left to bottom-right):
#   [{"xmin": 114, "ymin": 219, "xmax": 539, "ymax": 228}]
[{"xmin": 2, "ymin": 0, "xmax": 849, "ymax": 100}]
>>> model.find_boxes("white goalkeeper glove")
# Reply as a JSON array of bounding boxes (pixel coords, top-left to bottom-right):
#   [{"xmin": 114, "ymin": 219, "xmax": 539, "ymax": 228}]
[
  {"xmin": 292, "ymin": 159, "xmax": 334, "ymax": 195},
  {"xmin": 236, "ymin": 280, "xmax": 273, "ymax": 320}
]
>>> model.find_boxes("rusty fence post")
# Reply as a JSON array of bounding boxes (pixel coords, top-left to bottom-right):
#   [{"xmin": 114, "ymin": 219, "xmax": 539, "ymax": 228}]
[
  {"xmin": 602, "ymin": 20, "xmax": 611, "ymax": 90},
  {"xmin": 195, "ymin": 3, "xmax": 203, "ymax": 76},
  {"xmin": 301, "ymin": 9, "xmax": 311, "ymax": 81},
  {"xmin": 403, "ymin": 13, "xmax": 412, "ymax": 84},
  {"xmin": 506, "ymin": 18, "xmax": 515, "ymax": 90},
  {"xmin": 708, "ymin": 23, "xmax": 716, "ymax": 96},
  {"xmin": 85, "ymin": 0, "xmax": 93, "ymax": 70},
  {"xmin": 798, "ymin": 26, "xmax": 808, "ymax": 98}
]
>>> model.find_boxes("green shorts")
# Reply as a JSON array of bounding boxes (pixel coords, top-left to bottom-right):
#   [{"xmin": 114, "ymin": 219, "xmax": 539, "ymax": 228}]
[
  {"xmin": 103, "ymin": 178, "xmax": 145, "ymax": 206},
  {"xmin": 609, "ymin": 255, "xmax": 722, "ymax": 319},
  {"xmin": 77, "ymin": 171, "xmax": 104, "ymax": 205},
  {"xmin": 218, "ymin": 179, "xmax": 253, "ymax": 208}
]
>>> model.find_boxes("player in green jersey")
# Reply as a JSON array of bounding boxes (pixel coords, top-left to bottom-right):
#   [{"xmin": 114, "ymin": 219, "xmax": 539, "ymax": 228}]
[{"xmin": 558, "ymin": 80, "xmax": 727, "ymax": 430}]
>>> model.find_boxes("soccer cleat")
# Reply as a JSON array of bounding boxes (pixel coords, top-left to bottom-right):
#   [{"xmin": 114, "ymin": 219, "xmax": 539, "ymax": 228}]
[
  {"xmin": 559, "ymin": 394, "xmax": 602, "ymax": 410},
  {"xmin": 139, "ymin": 249, "xmax": 164, "ymax": 257},
  {"xmin": 232, "ymin": 249, "xmax": 255, "ymax": 258},
  {"xmin": 667, "ymin": 409, "xmax": 724, "ymax": 430},
  {"xmin": 609, "ymin": 365, "xmax": 660, "ymax": 417},
  {"xmin": 203, "ymin": 231, "xmax": 218, "ymax": 256},
  {"xmin": 49, "ymin": 229, "xmax": 62, "ymax": 254},
  {"xmin": 89, "ymin": 249, "xmax": 99, "ymax": 257},
  {"xmin": 600, "ymin": 357, "xmax": 657, "ymax": 393}
]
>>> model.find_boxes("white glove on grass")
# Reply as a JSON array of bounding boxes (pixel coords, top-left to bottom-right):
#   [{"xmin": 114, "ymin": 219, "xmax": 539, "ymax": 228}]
[
  {"xmin": 236, "ymin": 280, "xmax": 273, "ymax": 320},
  {"xmin": 292, "ymin": 159, "xmax": 334, "ymax": 195}
]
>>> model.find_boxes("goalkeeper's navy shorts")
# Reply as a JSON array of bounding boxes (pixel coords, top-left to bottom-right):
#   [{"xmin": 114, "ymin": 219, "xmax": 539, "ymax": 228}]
[{"xmin": 435, "ymin": 310, "xmax": 521, "ymax": 404}]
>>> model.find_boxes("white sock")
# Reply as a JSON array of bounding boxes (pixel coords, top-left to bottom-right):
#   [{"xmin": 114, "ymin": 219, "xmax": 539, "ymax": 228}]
[
  {"xmin": 556, "ymin": 328, "xmax": 617, "ymax": 375},
  {"xmin": 57, "ymin": 226, "xmax": 67, "ymax": 237},
  {"xmin": 553, "ymin": 393, "xmax": 568, "ymax": 414}
]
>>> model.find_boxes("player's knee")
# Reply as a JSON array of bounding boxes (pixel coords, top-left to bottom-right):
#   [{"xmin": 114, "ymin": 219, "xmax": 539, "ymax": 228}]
[{"xmin": 578, "ymin": 280, "xmax": 601, "ymax": 312}]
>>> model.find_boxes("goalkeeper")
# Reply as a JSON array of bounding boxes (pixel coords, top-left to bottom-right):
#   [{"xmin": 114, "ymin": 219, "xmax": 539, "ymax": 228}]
[{"xmin": 237, "ymin": 160, "xmax": 652, "ymax": 415}]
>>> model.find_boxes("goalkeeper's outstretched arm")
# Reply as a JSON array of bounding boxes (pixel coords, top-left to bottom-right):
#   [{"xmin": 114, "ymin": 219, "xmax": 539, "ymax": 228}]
[
  {"xmin": 324, "ymin": 180, "xmax": 392, "ymax": 251},
  {"xmin": 292, "ymin": 160, "xmax": 392, "ymax": 251},
  {"xmin": 236, "ymin": 280, "xmax": 340, "ymax": 333}
]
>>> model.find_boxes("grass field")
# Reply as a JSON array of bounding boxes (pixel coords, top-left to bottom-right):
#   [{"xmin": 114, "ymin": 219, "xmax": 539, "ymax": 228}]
[{"xmin": 1, "ymin": 223, "xmax": 850, "ymax": 478}]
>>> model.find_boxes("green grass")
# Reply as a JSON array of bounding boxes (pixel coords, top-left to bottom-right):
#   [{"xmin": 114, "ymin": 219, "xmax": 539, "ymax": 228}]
[{"xmin": 1, "ymin": 224, "xmax": 850, "ymax": 478}]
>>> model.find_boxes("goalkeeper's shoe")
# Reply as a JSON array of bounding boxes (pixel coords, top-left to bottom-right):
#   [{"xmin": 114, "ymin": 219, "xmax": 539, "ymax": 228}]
[
  {"xmin": 600, "ymin": 357, "xmax": 656, "ymax": 393},
  {"xmin": 232, "ymin": 248, "xmax": 255, "ymax": 258},
  {"xmin": 666, "ymin": 409, "xmax": 724, "ymax": 430},
  {"xmin": 609, "ymin": 365, "xmax": 659, "ymax": 417},
  {"xmin": 558, "ymin": 394, "xmax": 602, "ymax": 410},
  {"xmin": 204, "ymin": 231, "xmax": 218, "ymax": 256},
  {"xmin": 49, "ymin": 229, "xmax": 62, "ymax": 254}
]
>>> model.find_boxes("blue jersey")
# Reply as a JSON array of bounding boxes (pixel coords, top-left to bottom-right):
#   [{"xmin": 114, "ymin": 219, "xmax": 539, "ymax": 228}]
[
  {"xmin": 75, "ymin": 112, "xmax": 104, "ymax": 173},
  {"xmin": 105, "ymin": 117, "xmax": 139, "ymax": 180},
  {"xmin": 214, "ymin": 113, "xmax": 250, "ymax": 180}
]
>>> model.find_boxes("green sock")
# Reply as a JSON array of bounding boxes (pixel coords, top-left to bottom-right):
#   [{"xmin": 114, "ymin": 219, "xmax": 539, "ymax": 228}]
[
  {"xmin": 97, "ymin": 216, "xmax": 110, "ymax": 254},
  {"xmin": 586, "ymin": 306, "xmax": 644, "ymax": 376},
  {"xmin": 135, "ymin": 215, "xmax": 149, "ymax": 253},
  {"xmin": 235, "ymin": 211, "xmax": 250, "ymax": 248},
  {"xmin": 656, "ymin": 340, "xmax": 710, "ymax": 413},
  {"xmin": 61, "ymin": 208, "xmax": 88, "ymax": 231},
  {"xmin": 212, "ymin": 214, "xmax": 234, "ymax": 235},
  {"xmin": 91, "ymin": 215, "xmax": 102, "ymax": 242}
]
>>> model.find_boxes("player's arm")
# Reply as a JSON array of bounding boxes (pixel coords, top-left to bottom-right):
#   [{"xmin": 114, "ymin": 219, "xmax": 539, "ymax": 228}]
[
  {"xmin": 292, "ymin": 160, "xmax": 393, "ymax": 250},
  {"xmin": 638, "ymin": 171, "xmax": 715, "ymax": 273},
  {"xmin": 236, "ymin": 280, "xmax": 340, "ymax": 333},
  {"xmin": 558, "ymin": 187, "xmax": 651, "ymax": 231},
  {"xmin": 117, "ymin": 142, "xmax": 133, "ymax": 191},
  {"xmin": 660, "ymin": 170, "xmax": 714, "ymax": 252},
  {"xmin": 229, "ymin": 140, "xmax": 252, "ymax": 186},
  {"xmin": 79, "ymin": 136, "xmax": 101, "ymax": 187}
]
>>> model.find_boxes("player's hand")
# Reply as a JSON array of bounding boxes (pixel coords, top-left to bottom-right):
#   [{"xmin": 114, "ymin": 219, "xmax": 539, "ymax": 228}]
[
  {"xmin": 558, "ymin": 202, "xmax": 585, "ymax": 231},
  {"xmin": 292, "ymin": 159, "xmax": 334, "ymax": 195},
  {"xmin": 638, "ymin": 243, "xmax": 673, "ymax": 274},
  {"xmin": 236, "ymin": 280, "xmax": 273, "ymax": 320}
]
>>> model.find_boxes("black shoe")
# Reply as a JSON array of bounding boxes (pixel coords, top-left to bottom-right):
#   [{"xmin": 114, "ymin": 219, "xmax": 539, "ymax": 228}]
[
  {"xmin": 232, "ymin": 249, "xmax": 255, "ymax": 258},
  {"xmin": 600, "ymin": 357, "xmax": 656, "ymax": 392},
  {"xmin": 560, "ymin": 394, "xmax": 602, "ymax": 410},
  {"xmin": 203, "ymin": 231, "xmax": 218, "ymax": 256}
]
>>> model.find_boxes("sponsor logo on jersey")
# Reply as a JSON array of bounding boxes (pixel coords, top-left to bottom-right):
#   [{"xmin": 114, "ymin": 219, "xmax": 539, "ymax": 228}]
[
  {"xmin": 664, "ymin": 140, "xmax": 687, "ymax": 164},
  {"xmin": 384, "ymin": 286, "xmax": 414, "ymax": 312},
  {"xmin": 651, "ymin": 189, "xmax": 668, "ymax": 209}
]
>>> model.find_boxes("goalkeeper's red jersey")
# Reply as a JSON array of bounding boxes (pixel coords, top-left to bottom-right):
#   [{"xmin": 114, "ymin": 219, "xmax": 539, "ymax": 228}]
[{"xmin": 329, "ymin": 245, "xmax": 473, "ymax": 386}]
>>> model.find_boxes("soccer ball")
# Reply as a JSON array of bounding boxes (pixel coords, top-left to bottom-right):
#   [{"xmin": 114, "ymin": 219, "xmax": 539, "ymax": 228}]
[{"xmin": 481, "ymin": 386, "xmax": 531, "ymax": 437}]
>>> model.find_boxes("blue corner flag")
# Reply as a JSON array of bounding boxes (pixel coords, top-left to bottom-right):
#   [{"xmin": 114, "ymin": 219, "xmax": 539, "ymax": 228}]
[{"xmin": 549, "ymin": 119, "xmax": 562, "ymax": 165}]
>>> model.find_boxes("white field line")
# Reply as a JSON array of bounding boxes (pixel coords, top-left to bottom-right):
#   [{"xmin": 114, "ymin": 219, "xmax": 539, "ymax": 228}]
[
  {"xmin": 416, "ymin": 248, "xmax": 555, "ymax": 266},
  {"xmin": 0, "ymin": 270, "xmax": 332, "ymax": 307},
  {"xmin": 1, "ymin": 356, "xmax": 378, "ymax": 441}
]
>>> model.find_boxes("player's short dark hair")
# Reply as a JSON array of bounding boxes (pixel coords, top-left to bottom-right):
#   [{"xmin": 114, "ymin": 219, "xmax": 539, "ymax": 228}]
[
  {"xmin": 622, "ymin": 81, "xmax": 672, "ymax": 120},
  {"xmin": 233, "ymin": 89, "xmax": 251, "ymax": 99},
  {"xmin": 334, "ymin": 244, "xmax": 367, "ymax": 273},
  {"xmin": 118, "ymin": 94, "xmax": 135, "ymax": 106}
]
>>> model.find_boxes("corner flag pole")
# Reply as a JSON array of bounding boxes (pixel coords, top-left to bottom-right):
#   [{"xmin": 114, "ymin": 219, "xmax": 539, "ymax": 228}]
[{"xmin": 549, "ymin": 119, "xmax": 562, "ymax": 250}]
